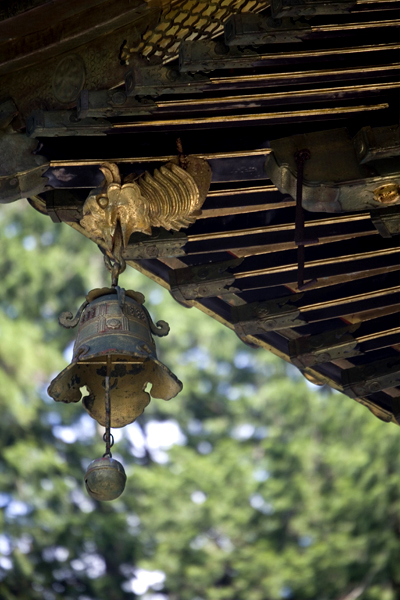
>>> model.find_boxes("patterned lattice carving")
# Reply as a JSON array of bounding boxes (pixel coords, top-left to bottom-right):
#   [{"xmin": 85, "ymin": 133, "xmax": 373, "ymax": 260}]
[{"xmin": 121, "ymin": 0, "xmax": 270, "ymax": 64}]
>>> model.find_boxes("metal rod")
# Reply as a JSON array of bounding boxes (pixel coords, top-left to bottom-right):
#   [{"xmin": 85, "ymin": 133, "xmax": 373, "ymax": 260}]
[
  {"xmin": 295, "ymin": 149, "xmax": 311, "ymax": 290},
  {"xmin": 104, "ymin": 357, "xmax": 112, "ymax": 458}
]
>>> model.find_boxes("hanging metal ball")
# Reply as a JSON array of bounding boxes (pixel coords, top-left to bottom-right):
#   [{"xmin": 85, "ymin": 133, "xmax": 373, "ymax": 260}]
[{"xmin": 84, "ymin": 456, "xmax": 127, "ymax": 501}]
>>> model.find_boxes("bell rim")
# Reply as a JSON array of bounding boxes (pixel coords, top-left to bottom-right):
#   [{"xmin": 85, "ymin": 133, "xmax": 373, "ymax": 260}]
[{"xmin": 47, "ymin": 355, "xmax": 183, "ymax": 410}]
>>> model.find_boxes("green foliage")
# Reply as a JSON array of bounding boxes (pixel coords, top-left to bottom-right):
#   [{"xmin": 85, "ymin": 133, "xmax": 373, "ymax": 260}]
[{"xmin": 0, "ymin": 201, "xmax": 400, "ymax": 599}]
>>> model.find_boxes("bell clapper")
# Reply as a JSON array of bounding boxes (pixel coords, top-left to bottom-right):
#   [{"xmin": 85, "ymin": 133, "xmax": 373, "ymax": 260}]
[{"xmin": 84, "ymin": 356, "xmax": 127, "ymax": 502}]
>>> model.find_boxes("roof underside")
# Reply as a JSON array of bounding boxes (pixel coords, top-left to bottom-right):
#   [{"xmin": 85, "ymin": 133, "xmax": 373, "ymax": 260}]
[{"xmin": 2, "ymin": 0, "xmax": 400, "ymax": 423}]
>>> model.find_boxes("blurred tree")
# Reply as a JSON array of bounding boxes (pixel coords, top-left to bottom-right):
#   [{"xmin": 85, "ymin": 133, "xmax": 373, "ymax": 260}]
[{"xmin": 0, "ymin": 201, "xmax": 400, "ymax": 600}]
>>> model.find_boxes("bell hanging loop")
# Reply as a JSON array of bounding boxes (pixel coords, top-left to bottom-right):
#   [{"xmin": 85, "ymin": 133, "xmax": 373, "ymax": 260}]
[
  {"xmin": 102, "ymin": 431, "xmax": 114, "ymax": 457},
  {"xmin": 104, "ymin": 253, "xmax": 126, "ymax": 288},
  {"xmin": 104, "ymin": 220, "xmax": 127, "ymax": 287}
]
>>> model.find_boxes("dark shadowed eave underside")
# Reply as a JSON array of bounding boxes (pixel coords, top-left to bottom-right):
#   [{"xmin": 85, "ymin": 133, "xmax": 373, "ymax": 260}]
[{"xmin": 3, "ymin": 0, "xmax": 400, "ymax": 424}]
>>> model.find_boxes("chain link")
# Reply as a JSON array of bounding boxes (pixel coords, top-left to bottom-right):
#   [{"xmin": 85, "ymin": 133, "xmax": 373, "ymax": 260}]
[
  {"xmin": 103, "ymin": 222, "xmax": 126, "ymax": 287},
  {"xmin": 103, "ymin": 368, "xmax": 112, "ymax": 458},
  {"xmin": 104, "ymin": 255, "xmax": 126, "ymax": 287},
  {"xmin": 102, "ymin": 358, "xmax": 116, "ymax": 458}
]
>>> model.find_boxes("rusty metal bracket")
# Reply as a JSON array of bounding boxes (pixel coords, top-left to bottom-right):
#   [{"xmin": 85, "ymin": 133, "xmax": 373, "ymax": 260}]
[
  {"xmin": 76, "ymin": 89, "xmax": 156, "ymax": 119},
  {"xmin": 266, "ymin": 128, "xmax": 400, "ymax": 213},
  {"xmin": 224, "ymin": 14, "xmax": 311, "ymax": 46},
  {"xmin": 289, "ymin": 324, "xmax": 362, "ymax": 368},
  {"xmin": 26, "ymin": 110, "xmax": 111, "ymax": 137},
  {"xmin": 271, "ymin": 0, "xmax": 355, "ymax": 18},
  {"xmin": 0, "ymin": 132, "xmax": 49, "ymax": 203},
  {"xmin": 123, "ymin": 229, "xmax": 187, "ymax": 260},
  {"xmin": 371, "ymin": 206, "xmax": 400, "ymax": 238},
  {"xmin": 45, "ymin": 189, "xmax": 86, "ymax": 223},
  {"xmin": 342, "ymin": 356, "xmax": 400, "ymax": 398},
  {"xmin": 125, "ymin": 58, "xmax": 209, "ymax": 98},
  {"xmin": 179, "ymin": 40, "xmax": 261, "ymax": 73},
  {"xmin": 169, "ymin": 258, "xmax": 243, "ymax": 303},
  {"xmin": 231, "ymin": 294, "xmax": 304, "ymax": 336},
  {"xmin": 356, "ymin": 396, "xmax": 394, "ymax": 423},
  {"xmin": 354, "ymin": 125, "xmax": 400, "ymax": 164}
]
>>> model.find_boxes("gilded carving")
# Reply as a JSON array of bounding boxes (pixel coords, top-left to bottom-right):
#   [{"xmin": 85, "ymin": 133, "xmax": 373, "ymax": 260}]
[
  {"xmin": 373, "ymin": 183, "xmax": 400, "ymax": 205},
  {"xmin": 80, "ymin": 157, "xmax": 211, "ymax": 251}
]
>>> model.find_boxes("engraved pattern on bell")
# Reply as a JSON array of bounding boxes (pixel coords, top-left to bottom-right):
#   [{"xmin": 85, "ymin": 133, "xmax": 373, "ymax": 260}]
[
  {"xmin": 84, "ymin": 457, "xmax": 127, "ymax": 501},
  {"xmin": 72, "ymin": 293, "xmax": 155, "ymax": 356},
  {"xmin": 106, "ymin": 318, "xmax": 122, "ymax": 329}
]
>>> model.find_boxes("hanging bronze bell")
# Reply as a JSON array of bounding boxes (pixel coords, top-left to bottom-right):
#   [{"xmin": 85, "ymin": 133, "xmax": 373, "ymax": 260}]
[
  {"xmin": 47, "ymin": 286, "xmax": 182, "ymax": 427},
  {"xmin": 84, "ymin": 456, "xmax": 127, "ymax": 501}
]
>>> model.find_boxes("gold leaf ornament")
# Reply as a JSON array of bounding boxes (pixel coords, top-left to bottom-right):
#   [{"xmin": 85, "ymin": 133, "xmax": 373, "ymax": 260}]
[{"xmin": 80, "ymin": 158, "xmax": 211, "ymax": 251}]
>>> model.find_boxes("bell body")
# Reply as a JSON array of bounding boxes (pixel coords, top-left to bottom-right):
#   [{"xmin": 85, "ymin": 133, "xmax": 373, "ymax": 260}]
[
  {"xmin": 85, "ymin": 456, "xmax": 127, "ymax": 501},
  {"xmin": 48, "ymin": 289, "xmax": 182, "ymax": 427}
]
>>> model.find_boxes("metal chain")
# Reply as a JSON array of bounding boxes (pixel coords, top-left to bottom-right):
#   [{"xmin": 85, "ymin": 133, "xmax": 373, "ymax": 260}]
[
  {"xmin": 103, "ymin": 223, "xmax": 126, "ymax": 287},
  {"xmin": 104, "ymin": 255, "xmax": 126, "ymax": 288},
  {"xmin": 102, "ymin": 358, "xmax": 115, "ymax": 458}
]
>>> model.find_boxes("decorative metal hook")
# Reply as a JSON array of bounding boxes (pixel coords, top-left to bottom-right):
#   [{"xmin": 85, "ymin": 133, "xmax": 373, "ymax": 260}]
[
  {"xmin": 58, "ymin": 299, "xmax": 89, "ymax": 329},
  {"xmin": 142, "ymin": 305, "xmax": 170, "ymax": 337}
]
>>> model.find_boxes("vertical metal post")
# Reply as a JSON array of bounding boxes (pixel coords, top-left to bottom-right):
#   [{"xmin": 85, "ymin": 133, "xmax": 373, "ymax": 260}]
[
  {"xmin": 104, "ymin": 356, "xmax": 112, "ymax": 457},
  {"xmin": 294, "ymin": 149, "xmax": 317, "ymax": 291}
]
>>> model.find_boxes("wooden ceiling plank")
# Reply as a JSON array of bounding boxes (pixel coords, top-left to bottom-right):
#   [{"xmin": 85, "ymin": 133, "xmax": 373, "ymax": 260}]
[
  {"xmin": 231, "ymin": 231, "xmax": 376, "ymax": 256},
  {"xmin": 179, "ymin": 39, "xmax": 400, "ymax": 73},
  {"xmin": 112, "ymin": 104, "xmax": 389, "ymax": 132},
  {"xmin": 157, "ymin": 81, "xmax": 400, "ymax": 113}
]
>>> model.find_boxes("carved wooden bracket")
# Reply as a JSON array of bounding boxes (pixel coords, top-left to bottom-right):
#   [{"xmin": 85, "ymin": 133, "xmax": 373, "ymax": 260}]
[{"xmin": 80, "ymin": 156, "xmax": 211, "ymax": 252}]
